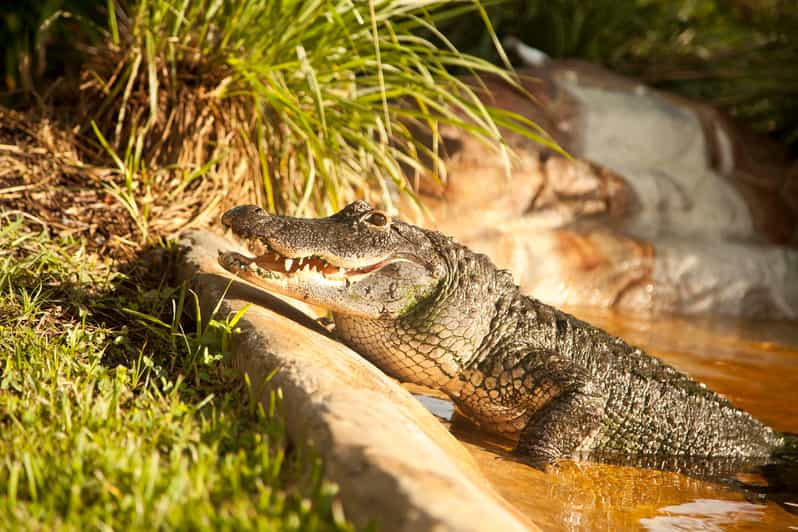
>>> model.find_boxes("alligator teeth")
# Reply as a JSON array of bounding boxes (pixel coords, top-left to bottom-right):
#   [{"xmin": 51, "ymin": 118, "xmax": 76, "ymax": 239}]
[
  {"xmin": 284, "ymin": 258, "xmax": 293, "ymax": 271},
  {"xmin": 302, "ymin": 263, "xmax": 311, "ymax": 273},
  {"xmin": 247, "ymin": 238, "xmax": 268, "ymax": 256},
  {"xmin": 338, "ymin": 267, "xmax": 346, "ymax": 275},
  {"xmin": 298, "ymin": 257, "xmax": 305, "ymax": 266}
]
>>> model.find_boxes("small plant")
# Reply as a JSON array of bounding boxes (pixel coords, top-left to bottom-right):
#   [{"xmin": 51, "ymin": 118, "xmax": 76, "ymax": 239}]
[{"xmin": 81, "ymin": 0, "xmax": 557, "ymax": 219}]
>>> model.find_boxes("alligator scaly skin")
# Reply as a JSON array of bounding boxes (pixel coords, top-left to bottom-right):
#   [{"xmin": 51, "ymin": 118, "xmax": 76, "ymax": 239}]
[
  {"xmin": 332, "ymin": 233, "xmax": 782, "ymax": 463},
  {"xmin": 219, "ymin": 202, "xmax": 784, "ymax": 465}
]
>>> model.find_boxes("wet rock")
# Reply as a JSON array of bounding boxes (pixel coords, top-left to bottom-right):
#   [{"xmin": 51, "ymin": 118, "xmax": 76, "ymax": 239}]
[{"xmin": 177, "ymin": 230, "xmax": 536, "ymax": 532}]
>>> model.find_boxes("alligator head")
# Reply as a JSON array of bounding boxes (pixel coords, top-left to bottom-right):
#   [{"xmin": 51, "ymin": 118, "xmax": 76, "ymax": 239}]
[{"xmin": 218, "ymin": 201, "xmax": 447, "ymax": 318}]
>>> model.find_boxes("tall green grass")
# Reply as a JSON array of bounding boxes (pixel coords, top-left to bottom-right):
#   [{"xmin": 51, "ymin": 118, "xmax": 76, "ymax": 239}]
[{"xmin": 83, "ymin": 0, "xmax": 557, "ymax": 218}]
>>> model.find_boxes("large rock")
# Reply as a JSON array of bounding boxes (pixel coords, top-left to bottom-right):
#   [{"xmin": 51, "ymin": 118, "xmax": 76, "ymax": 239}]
[
  {"xmin": 404, "ymin": 56, "xmax": 798, "ymax": 319},
  {"xmin": 177, "ymin": 230, "xmax": 536, "ymax": 532}
]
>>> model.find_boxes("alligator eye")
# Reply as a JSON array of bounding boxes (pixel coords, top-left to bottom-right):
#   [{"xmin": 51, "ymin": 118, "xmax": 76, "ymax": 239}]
[{"xmin": 362, "ymin": 212, "xmax": 390, "ymax": 228}]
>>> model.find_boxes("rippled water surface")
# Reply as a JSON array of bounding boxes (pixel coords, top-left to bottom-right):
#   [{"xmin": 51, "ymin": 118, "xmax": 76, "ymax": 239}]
[{"xmin": 410, "ymin": 308, "xmax": 798, "ymax": 530}]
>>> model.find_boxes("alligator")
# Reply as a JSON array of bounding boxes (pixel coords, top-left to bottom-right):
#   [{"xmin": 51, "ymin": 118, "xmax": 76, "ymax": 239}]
[{"xmin": 218, "ymin": 201, "xmax": 784, "ymax": 467}]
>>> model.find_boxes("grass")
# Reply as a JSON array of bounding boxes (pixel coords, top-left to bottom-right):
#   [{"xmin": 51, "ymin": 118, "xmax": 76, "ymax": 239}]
[
  {"xmin": 79, "ymin": 0, "xmax": 557, "ymax": 223},
  {"xmin": 0, "ymin": 215, "xmax": 356, "ymax": 530}
]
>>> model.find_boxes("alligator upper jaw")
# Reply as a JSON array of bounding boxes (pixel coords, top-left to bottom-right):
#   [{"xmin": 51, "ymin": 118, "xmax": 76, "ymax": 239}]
[{"xmin": 218, "ymin": 235, "xmax": 401, "ymax": 285}]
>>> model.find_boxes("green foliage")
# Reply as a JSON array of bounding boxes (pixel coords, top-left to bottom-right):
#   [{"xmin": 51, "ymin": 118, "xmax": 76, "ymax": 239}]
[
  {"xmin": 84, "ymin": 0, "xmax": 556, "ymax": 217},
  {"xmin": 441, "ymin": 0, "xmax": 798, "ymax": 151},
  {"xmin": 626, "ymin": 1, "xmax": 798, "ymax": 148},
  {"xmin": 0, "ymin": 216, "xmax": 355, "ymax": 530},
  {"xmin": 2, "ymin": 1, "xmax": 559, "ymax": 225},
  {"xmin": 437, "ymin": 0, "xmax": 646, "ymax": 63}
]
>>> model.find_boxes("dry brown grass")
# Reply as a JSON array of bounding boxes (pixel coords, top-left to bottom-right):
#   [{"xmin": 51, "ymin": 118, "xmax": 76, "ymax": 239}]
[{"xmin": 0, "ymin": 106, "xmax": 252, "ymax": 259}]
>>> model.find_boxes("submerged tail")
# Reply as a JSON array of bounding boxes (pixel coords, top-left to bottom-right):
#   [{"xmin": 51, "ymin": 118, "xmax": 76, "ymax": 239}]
[
  {"xmin": 772, "ymin": 432, "xmax": 798, "ymax": 462},
  {"xmin": 752, "ymin": 433, "xmax": 798, "ymax": 515}
]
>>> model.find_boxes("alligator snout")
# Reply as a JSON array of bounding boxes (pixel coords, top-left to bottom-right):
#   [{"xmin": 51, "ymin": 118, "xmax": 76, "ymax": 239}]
[{"xmin": 221, "ymin": 204, "xmax": 268, "ymax": 229}]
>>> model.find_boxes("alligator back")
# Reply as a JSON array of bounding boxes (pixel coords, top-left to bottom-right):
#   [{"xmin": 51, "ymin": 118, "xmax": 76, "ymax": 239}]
[{"xmin": 463, "ymin": 291, "xmax": 783, "ymax": 460}]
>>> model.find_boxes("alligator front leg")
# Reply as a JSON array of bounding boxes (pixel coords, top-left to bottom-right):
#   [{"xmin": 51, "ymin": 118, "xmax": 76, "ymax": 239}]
[{"xmin": 512, "ymin": 358, "xmax": 605, "ymax": 467}]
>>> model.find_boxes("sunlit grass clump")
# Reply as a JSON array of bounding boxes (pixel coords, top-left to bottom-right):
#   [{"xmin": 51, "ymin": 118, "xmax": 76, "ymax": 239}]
[
  {"xmin": 82, "ymin": 0, "xmax": 550, "ymax": 225},
  {"xmin": 0, "ymin": 217, "xmax": 354, "ymax": 530}
]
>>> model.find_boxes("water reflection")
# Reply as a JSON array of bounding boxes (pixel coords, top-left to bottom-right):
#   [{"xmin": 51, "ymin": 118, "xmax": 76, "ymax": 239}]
[
  {"xmin": 640, "ymin": 499, "xmax": 765, "ymax": 531},
  {"xmin": 407, "ymin": 308, "xmax": 798, "ymax": 530},
  {"xmin": 411, "ymin": 393, "xmax": 455, "ymax": 421}
]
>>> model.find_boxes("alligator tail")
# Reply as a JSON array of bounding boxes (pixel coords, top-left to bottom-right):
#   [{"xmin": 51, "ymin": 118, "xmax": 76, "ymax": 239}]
[
  {"xmin": 756, "ymin": 432, "xmax": 798, "ymax": 515},
  {"xmin": 772, "ymin": 432, "xmax": 798, "ymax": 463}
]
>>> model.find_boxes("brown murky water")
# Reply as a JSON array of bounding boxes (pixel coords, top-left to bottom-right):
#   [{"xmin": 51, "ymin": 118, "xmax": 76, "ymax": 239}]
[{"xmin": 409, "ymin": 308, "xmax": 798, "ymax": 531}]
